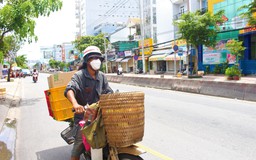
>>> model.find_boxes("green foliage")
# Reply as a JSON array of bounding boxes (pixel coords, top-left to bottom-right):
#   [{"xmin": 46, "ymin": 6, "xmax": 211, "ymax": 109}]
[
  {"xmin": 0, "ymin": 51, "xmax": 3, "ymax": 64},
  {"xmin": 100, "ymin": 63, "xmax": 106, "ymax": 73},
  {"xmin": 213, "ymin": 64, "xmax": 222, "ymax": 74},
  {"xmin": 238, "ymin": 1, "xmax": 256, "ymax": 25},
  {"xmin": 73, "ymin": 33, "xmax": 108, "ymax": 54},
  {"xmin": 225, "ymin": 39, "xmax": 246, "ymax": 62},
  {"xmin": 205, "ymin": 65, "xmax": 210, "ymax": 74},
  {"xmin": 212, "ymin": 61, "xmax": 229, "ymax": 74},
  {"xmin": 49, "ymin": 59, "xmax": 57, "ymax": 68},
  {"xmin": 173, "ymin": 10, "xmax": 224, "ymax": 72},
  {"xmin": 49, "ymin": 59, "xmax": 69, "ymax": 71},
  {"xmin": 225, "ymin": 65, "xmax": 241, "ymax": 77},
  {"xmin": 15, "ymin": 54, "xmax": 28, "ymax": 68},
  {"xmin": 0, "ymin": 0, "xmax": 62, "ymax": 59},
  {"xmin": 59, "ymin": 61, "xmax": 67, "ymax": 70},
  {"xmin": 221, "ymin": 60, "xmax": 229, "ymax": 74}
]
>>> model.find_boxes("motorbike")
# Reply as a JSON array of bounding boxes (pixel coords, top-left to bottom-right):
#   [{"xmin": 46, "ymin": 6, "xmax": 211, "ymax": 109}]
[
  {"xmin": 61, "ymin": 92, "xmax": 146, "ymax": 160},
  {"xmin": 61, "ymin": 120, "xmax": 145, "ymax": 160},
  {"xmin": 32, "ymin": 73, "xmax": 38, "ymax": 83}
]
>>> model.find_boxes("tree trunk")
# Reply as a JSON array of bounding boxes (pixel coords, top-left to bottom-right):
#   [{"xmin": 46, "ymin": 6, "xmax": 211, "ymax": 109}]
[
  {"xmin": 7, "ymin": 61, "xmax": 13, "ymax": 82},
  {"xmin": 0, "ymin": 63, "xmax": 2, "ymax": 79},
  {"xmin": 186, "ymin": 44, "xmax": 190, "ymax": 76},
  {"xmin": 194, "ymin": 46, "xmax": 199, "ymax": 73}
]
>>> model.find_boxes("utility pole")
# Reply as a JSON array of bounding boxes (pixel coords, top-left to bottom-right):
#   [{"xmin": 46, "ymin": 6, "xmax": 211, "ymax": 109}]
[
  {"xmin": 139, "ymin": 0, "xmax": 146, "ymax": 73},
  {"xmin": 170, "ymin": 0, "xmax": 176, "ymax": 76},
  {"xmin": 104, "ymin": 36, "xmax": 108, "ymax": 73}
]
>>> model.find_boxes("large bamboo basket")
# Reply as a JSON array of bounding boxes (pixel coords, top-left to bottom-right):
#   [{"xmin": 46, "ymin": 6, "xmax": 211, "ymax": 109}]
[{"xmin": 99, "ymin": 91, "xmax": 145, "ymax": 147}]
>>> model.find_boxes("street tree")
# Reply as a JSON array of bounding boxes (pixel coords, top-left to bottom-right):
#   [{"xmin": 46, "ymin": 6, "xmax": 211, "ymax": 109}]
[
  {"xmin": 225, "ymin": 39, "xmax": 246, "ymax": 63},
  {"xmin": 73, "ymin": 33, "xmax": 109, "ymax": 54},
  {"xmin": 0, "ymin": 0, "xmax": 62, "ymax": 45},
  {"xmin": 0, "ymin": 0, "xmax": 62, "ymax": 80},
  {"xmin": 173, "ymin": 10, "xmax": 224, "ymax": 74},
  {"xmin": 2, "ymin": 35, "xmax": 22, "ymax": 81},
  {"xmin": 238, "ymin": 0, "xmax": 256, "ymax": 25},
  {"xmin": 49, "ymin": 59, "xmax": 57, "ymax": 69}
]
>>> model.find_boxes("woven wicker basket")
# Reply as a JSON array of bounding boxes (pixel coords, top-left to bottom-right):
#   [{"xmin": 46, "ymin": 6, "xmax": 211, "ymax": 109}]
[{"xmin": 99, "ymin": 91, "xmax": 145, "ymax": 147}]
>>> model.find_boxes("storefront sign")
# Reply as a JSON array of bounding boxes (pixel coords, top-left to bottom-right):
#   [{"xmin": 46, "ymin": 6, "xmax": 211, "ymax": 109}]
[
  {"xmin": 203, "ymin": 53, "xmax": 221, "ymax": 64},
  {"xmin": 139, "ymin": 38, "xmax": 153, "ymax": 55},
  {"xmin": 240, "ymin": 26, "xmax": 256, "ymax": 34},
  {"xmin": 124, "ymin": 50, "xmax": 132, "ymax": 57}
]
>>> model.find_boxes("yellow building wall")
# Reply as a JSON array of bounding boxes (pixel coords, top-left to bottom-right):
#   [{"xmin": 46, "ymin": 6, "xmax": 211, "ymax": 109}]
[{"xmin": 208, "ymin": 0, "xmax": 225, "ymax": 13}]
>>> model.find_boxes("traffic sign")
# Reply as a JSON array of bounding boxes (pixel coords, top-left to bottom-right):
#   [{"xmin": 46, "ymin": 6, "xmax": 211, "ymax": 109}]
[
  {"xmin": 178, "ymin": 52, "xmax": 183, "ymax": 56},
  {"xmin": 173, "ymin": 45, "xmax": 179, "ymax": 52}
]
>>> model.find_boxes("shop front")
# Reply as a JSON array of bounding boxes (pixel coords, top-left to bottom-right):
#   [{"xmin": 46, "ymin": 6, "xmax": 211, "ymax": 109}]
[
  {"xmin": 149, "ymin": 54, "xmax": 168, "ymax": 74},
  {"xmin": 120, "ymin": 57, "xmax": 133, "ymax": 73},
  {"xmin": 164, "ymin": 54, "xmax": 186, "ymax": 74}
]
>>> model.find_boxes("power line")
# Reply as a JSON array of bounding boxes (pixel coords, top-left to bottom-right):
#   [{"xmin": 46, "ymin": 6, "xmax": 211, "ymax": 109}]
[{"xmin": 86, "ymin": 0, "xmax": 134, "ymax": 29}]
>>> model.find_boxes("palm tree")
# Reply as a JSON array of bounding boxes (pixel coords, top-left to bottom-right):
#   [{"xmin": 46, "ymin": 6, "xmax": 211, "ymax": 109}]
[{"xmin": 15, "ymin": 55, "xmax": 28, "ymax": 68}]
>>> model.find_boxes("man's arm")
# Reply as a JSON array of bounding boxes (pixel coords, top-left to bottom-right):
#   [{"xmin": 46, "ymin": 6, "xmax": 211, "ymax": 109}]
[{"xmin": 66, "ymin": 90, "xmax": 85, "ymax": 114}]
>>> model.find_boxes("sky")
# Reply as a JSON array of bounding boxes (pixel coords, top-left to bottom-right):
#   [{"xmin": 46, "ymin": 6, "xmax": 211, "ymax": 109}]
[{"xmin": 17, "ymin": 0, "xmax": 76, "ymax": 60}]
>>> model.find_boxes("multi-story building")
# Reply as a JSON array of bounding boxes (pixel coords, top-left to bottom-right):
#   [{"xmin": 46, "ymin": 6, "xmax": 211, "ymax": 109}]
[
  {"xmin": 148, "ymin": 0, "xmax": 205, "ymax": 74},
  {"xmin": 200, "ymin": 0, "xmax": 256, "ymax": 75},
  {"xmin": 75, "ymin": 0, "xmax": 140, "ymax": 36},
  {"xmin": 40, "ymin": 43, "xmax": 77, "ymax": 65}
]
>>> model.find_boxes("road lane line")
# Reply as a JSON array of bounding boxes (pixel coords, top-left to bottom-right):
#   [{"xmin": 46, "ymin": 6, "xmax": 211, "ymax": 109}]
[{"xmin": 136, "ymin": 144, "xmax": 174, "ymax": 160}]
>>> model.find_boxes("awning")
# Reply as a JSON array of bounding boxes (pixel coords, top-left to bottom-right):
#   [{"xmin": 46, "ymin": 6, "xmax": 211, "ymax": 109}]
[
  {"xmin": 149, "ymin": 54, "xmax": 167, "ymax": 61},
  {"xmin": 108, "ymin": 56, "xmax": 116, "ymax": 62},
  {"xmin": 121, "ymin": 57, "xmax": 131, "ymax": 63},
  {"xmin": 152, "ymin": 49, "xmax": 174, "ymax": 55},
  {"xmin": 116, "ymin": 58, "xmax": 124, "ymax": 62},
  {"xmin": 164, "ymin": 54, "xmax": 186, "ymax": 61}
]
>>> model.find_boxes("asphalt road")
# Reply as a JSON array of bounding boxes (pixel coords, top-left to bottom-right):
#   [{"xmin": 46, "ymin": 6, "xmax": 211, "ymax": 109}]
[{"xmin": 15, "ymin": 73, "xmax": 256, "ymax": 160}]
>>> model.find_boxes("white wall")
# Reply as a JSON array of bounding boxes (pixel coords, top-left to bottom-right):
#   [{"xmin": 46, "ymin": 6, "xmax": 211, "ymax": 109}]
[
  {"xmin": 110, "ymin": 27, "xmax": 136, "ymax": 43},
  {"xmin": 85, "ymin": 0, "xmax": 140, "ymax": 35},
  {"xmin": 156, "ymin": 0, "xmax": 173, "ymax": 44}
]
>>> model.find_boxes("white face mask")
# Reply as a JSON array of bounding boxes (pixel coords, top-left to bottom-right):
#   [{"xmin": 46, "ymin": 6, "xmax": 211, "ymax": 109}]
[{"xmin": 90, "ymin": 59, "xmax": 101, "ymax": 70}]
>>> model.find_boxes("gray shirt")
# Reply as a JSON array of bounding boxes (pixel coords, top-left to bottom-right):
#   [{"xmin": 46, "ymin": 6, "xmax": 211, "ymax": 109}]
[{"xmin": 64, "ymin": 69, "xmax": 113, "ymax": 123}]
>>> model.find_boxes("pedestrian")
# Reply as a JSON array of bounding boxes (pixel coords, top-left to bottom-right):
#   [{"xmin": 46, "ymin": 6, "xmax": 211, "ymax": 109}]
[{"xmin": 64, "ymin": 46, "xmax": 113, "ymax": 160}]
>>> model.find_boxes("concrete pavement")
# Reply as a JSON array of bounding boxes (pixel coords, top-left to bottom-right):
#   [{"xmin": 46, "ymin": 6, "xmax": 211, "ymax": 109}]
[
  {"xmin": 0, "ymin": 78, "xmax": 22, "ymax": 160},
  {"xmin": 0, "ymin": 78, "xmax": 22, "ymax": 129}
]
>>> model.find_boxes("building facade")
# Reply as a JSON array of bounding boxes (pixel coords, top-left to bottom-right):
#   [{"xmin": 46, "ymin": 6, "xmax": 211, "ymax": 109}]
[
  {"xmin": 199, "ymin": 0, "xmax": 256, "ymax": 75},
  {"xmin": 75, "ymin": 0, "xmax": 140, "ymax": 36}
]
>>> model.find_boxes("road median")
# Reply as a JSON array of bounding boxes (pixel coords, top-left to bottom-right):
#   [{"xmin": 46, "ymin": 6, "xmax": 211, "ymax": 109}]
[{"xmin": 106, "ymin": 75, "xmax": 256, "ymax": 102}]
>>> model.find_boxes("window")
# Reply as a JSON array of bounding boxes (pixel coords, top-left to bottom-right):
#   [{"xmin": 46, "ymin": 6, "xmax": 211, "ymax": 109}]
[
  {"xmin": 180, "ymin": 6, "xmax": 185, "ymax": 14},
  {"xmin": 153, "ymin": 7, "xmax": 156, "ymax": 24}
]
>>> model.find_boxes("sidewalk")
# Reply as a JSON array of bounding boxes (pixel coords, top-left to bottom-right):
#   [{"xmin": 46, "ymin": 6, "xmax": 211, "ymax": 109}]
[{"xmin": 0, "ymin": 78, "xmax": 22, "ymax": 130}]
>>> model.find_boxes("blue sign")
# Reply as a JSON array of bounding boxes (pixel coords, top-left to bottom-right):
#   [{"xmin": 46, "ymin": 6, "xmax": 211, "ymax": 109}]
[
  {"xmin": 178, "ymin": 52, "xmax": 183, "ymax": 56},
  {"xmin": 173, "ymin": 45, "xmax": 178, "ymax": 52}
]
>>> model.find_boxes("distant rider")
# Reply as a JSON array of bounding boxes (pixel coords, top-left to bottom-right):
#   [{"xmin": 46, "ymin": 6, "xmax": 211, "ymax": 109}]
[{"xmin": 32, "ymin": 69, "xmax": 38, "ymax": 81}]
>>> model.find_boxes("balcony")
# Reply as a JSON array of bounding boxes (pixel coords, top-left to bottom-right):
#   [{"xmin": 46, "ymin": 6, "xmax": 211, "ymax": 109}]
[{"xmin": 173, "ymin": 10, "xmax": 188, "ymax": 20}]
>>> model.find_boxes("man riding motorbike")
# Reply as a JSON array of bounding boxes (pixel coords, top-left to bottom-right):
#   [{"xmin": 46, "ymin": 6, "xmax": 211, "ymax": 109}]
[
  {"xmin": 64, "ymin": 46, "xmax": 113, "ymax": 160},
  {"xmin": 32, "ymin": 68, "xmax": 38, "ymax": 82}
]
